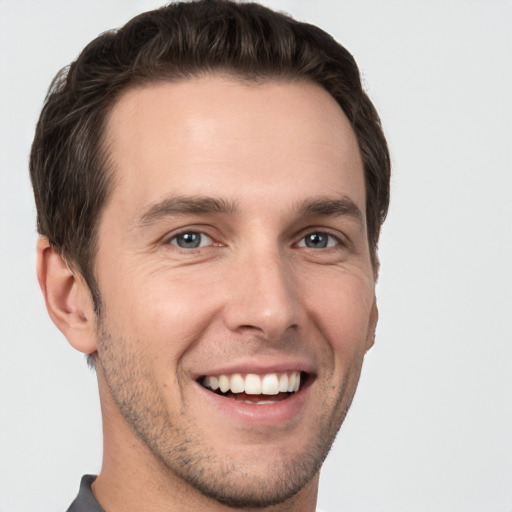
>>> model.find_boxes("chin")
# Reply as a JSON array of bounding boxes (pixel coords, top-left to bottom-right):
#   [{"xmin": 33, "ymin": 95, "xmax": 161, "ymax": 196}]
[{"xmin": 165, "ymin": 442, "xmax": 326, "ymax": 508}]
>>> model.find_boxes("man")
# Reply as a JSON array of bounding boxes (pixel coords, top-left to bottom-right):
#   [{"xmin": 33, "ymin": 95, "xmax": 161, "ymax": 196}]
[{"xmin": 30, "ymin": 0, "xmax": 390, "ymax": 510}]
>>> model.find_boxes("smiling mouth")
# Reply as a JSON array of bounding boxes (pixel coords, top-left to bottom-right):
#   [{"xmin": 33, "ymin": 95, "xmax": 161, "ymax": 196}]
[{"xmin": 199, "ymin": 371, "xmax": 309, "ymax": 404}]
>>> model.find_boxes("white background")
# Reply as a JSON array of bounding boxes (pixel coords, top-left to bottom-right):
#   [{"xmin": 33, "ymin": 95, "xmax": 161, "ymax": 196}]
[{"xmin": 0, "ymin": 1, "xmax": 511, "ymax": 511}]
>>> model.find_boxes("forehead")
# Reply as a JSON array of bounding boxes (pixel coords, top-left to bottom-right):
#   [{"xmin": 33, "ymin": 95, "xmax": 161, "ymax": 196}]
[{"xmin": 103, "ymin": 75, "xmax": 365, "ymax": 220}]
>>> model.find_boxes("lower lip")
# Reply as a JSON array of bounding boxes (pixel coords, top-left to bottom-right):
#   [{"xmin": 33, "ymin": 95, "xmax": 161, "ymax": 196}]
[{"xmin": 196, "ymin": 382, "xmax": 310, "ymax": 426}]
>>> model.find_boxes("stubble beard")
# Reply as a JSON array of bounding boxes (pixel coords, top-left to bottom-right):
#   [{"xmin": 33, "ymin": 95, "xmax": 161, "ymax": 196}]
[{"xmin": 96, "ymin": 319, "xmax": 362, "ymax": 509}]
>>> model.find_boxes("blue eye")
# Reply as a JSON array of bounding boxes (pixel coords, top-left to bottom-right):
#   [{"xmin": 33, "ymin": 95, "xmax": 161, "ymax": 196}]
[
  {"xmin": 170, "ymin": 232, "xmax": 212, "ymax": 249},
  {"xmin": 298, "ymin": 232, "xmax": 338, "ymax": 249}
]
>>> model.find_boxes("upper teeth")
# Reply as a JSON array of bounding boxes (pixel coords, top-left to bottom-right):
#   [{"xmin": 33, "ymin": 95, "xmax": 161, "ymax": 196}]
[{"xmin": 203, "ymin": 371, "xmax": 301, "ymax": 395}]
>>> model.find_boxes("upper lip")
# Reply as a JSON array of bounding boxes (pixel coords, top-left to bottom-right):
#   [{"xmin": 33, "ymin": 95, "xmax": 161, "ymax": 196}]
[{"xmin": 192, "ymin": 359, "xmax": 316, "ymax": 379}]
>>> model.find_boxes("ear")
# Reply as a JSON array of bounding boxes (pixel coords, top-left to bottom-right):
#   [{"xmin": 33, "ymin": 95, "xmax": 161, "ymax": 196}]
[
  {"xmin": 365, "ymin": 297, "xmax": 378, "ymax": 352},
  {"xmin": 36, "ymin": 237, "xmax": 98, "ymax": 354}
]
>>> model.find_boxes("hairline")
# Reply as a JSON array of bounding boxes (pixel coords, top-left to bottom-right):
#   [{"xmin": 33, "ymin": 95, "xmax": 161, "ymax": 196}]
[{"xmin": 80, "ymin": 71, "xmax": 377, "ymax": 317}]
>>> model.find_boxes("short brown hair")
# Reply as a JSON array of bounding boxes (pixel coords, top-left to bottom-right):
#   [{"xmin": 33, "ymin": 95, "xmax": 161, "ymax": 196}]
[{"xmin": 30, "ymin": 0, "xmax": 390, "ymax": 310}]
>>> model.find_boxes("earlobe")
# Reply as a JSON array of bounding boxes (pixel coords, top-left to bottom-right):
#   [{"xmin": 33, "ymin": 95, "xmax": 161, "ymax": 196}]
[{"xmin": 36, "ymin": 237, "xmax": 98, "ymax": 354}]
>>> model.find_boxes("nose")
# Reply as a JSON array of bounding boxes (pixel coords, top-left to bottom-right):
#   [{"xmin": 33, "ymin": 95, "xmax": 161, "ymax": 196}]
[{"xmin": 222, "ymin": 247, "xmax": 301, "ymax": 342}]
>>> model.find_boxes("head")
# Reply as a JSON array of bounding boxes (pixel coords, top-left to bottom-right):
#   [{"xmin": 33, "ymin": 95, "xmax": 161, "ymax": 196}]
[
  {"xmin": 31, "ymin": 1, "xmax": 390, "ymax": 509},
  {"xmin": 30, "ymin": 0, "xmax": 390, "ymax": 312}
]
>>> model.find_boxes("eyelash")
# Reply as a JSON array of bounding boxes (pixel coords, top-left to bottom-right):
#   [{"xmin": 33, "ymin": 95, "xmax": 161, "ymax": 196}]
[
  {"xmin": 296, "ymin": 231, "xmax": 342, "ymax": 250},
  {"xmin": 168, "ymin": 231, "xmax": 215, "ymax": 250},
  {"xmin": 166, "ymin": 230, "xmax": 344, "ymax": 251}
]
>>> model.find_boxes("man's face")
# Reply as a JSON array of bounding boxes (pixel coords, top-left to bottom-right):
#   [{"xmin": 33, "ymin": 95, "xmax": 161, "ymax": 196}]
[{"xmin": 92, "ymin": 76, "xmax": 377, "ymax": 507}]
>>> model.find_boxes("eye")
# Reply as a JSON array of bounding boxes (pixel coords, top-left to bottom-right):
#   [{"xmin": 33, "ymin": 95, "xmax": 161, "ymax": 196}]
[
  {"xmin": 169, "ymin": 231, "xmax": 213, "ymax": 249},
  {"xmin": 297, "ymin": 232, "xmax": 339, "ymax": 249}
]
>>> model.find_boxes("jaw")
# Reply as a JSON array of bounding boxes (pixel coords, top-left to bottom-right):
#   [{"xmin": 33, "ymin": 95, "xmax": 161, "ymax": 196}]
[
  {"xmin": 93, "ymin": 321, "xmax": 366, "ymax": 511},
  {"xmin": 94, "ymin": 354, "xmax": 358, "ymax": 512}
]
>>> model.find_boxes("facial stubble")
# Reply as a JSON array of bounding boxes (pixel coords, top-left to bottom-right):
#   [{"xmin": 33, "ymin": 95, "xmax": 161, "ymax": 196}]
[{"xmin": 95, "ymin": 316, "xmax": 363, "ymax": 508}]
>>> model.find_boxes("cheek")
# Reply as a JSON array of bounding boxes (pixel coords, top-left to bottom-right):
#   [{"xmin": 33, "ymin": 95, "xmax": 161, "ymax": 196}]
[
  {"xmin": 305, "ymin": 272, "xmax": 375, "ymax": 357},
  {"xmin": 101, "ymin": 268, "xmax": 223, "ymax": 359}
]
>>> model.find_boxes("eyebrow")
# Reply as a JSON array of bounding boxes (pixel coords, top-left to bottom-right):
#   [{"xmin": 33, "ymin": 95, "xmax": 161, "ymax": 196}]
[
  {"xmin": 137, "ymin": 196, "xmax": 239, "ymax": 227},
  {"xmin": 136, "ymin": 194, "xmax": 363, "ymax": 229},
  {"xmin": 298, "ymin": 196, "xmax": 364, "ymax": 226}
]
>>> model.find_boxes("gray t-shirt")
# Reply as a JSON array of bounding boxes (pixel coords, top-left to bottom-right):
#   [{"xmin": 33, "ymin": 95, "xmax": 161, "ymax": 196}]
[{"xmin": 66, "ymin": 475, "xmax": 103, "ymax": 512}]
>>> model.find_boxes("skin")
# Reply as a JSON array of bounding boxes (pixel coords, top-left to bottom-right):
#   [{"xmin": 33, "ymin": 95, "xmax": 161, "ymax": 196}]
[{"xmin": 38, "ymin": 76, "xmax": 378, "ymax": 512}]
